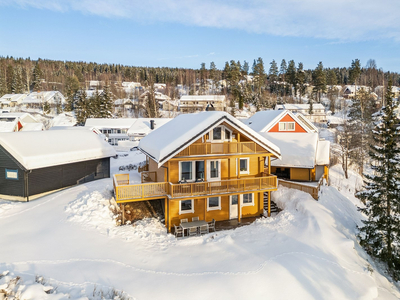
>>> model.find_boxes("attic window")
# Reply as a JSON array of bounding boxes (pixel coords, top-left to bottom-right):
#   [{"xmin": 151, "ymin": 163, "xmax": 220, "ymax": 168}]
[
  {"xmin": 279, "ymin": 122, "xmax": 295, "ymax": 131},
  {"xmin": 211, "ymin": 126, "xmax": 232, "ymax": 142}
]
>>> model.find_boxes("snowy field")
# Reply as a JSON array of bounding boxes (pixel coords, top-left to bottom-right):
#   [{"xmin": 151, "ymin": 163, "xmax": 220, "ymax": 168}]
[{"xmin": 1, "ymin": 153, "xmax": 400, "ymax": 299}]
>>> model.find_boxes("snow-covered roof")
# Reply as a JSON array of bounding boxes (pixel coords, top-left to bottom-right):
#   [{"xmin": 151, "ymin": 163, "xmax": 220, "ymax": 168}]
[
  {"xmin": 21, "ymin": 96, "xmax": 41, "ymax": 104},
  {"xmin": 85, "ymin": 118, "xmax": 137, "ymax": 129},
  {"xmin": 0, "ymin": 130, "xmax": 116, "ymax": 170},
  {"xmin": 0, "ymin": 94, "xmax": 27, "ymax": 103},
  {"xmin": 180, "ymin": 95, "xmax": 226, "ymax": 102},
  {"xmin": 139, "ymin": 111, "xmax": 281, "ymax": 167},
  {"xmin": 260, "ymin": 133, "xmax": 319, "ymax": 168},
  {"xmin": 50, "ymin": 113, "xmax": 77, "ymax": 127},
  {"xmin": 242, "ymin": 110, "xmax": 284, "ymax": 132},
  {"xmin": 0, "ymin": 113, "xmax": 38, "ymax": 124},
  {"xmin": 20, "ymin": 122, "xmax": 44, "ymax": 131},
  {"xmin": 0, "ymin": 121, "xmax": 17, "ymax": 132},
  {"xmin": 293, "ymin": 113, "xmax": 319, "ymax": 133},
  {"xmin": 316, "ymin": 140, "xmax": 330, "ymax": 165},
  {"xmin": 127, "ymin": 118, "xmax": 173, "ymax": 136}
]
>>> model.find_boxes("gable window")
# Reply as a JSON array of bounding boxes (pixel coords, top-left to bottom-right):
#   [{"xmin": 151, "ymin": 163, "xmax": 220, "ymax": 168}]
[
  {"xmin": 213, "ymin": 127, "xmax": 222, "ymax": 140},
  {"xmin": 210, "ymin": 125, "xmax": 232, "ymax": 142},
  {"xmin": 279, "ymin": 122, "xmax": 295, "ymax": 131},
  {"xmin": 179, "ymin": 199, "xmax": 194, "ymax": 214},
  {"xmin": 207, "ymin": 196, "xmax": 221, "ymax": 211},
  {"xmin": 239, "ymin": 158, "xmax": 250, "ymax": 174},
  {"xmin": 242, "ymin": 193, "xmax": 254, "ymax": 206}
]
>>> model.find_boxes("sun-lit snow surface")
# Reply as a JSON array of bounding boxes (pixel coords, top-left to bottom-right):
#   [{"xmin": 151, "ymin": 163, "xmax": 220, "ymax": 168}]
[{"xmin": 0, "ymin": 161, "xmax": 399, "ymax": 299}]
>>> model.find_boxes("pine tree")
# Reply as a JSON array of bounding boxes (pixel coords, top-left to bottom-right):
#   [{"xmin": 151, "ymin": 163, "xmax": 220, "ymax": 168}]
[
  {"xmin": 268, "ymin": 60, "xmax": 279, "ymax": 94},
  {"xmin": 312, "ymin": 62, "xmax": 326, "ymax": 103},
  {"xmin": 0, "ymin": 69, "xmax": 6, "ymax": 96},
  {"xmin": 286, "ymin": 60, "xmax": 296, "ymax": 97},
  {"xmin": 296, "ymin": 62, "xmax": 306, "ymax": 102},
  {"xmin": 75, "ymin": 90, "xmax": 89, "ymax": 125},
  {"xmin": 242, "ymin": 61, "xmax": 249, "ymax": 75},
  {"xmin": 43, "ymin": 101, "xmax": 51, "ymax": 115},
  {"xmin": 99, "ymin": 84, "xmax": 114, "ymax": 118},
  {"xmin": 357, "ymin": 80, "xmax": 400, "ymax": 280},
  {"xmin": 32, "ymin": 63, "xmax": 42, "ymax": 92},
  {"xmin": 65, "ymin": 75, "xmax": 80, "ymax": 111},
  {"xmin": 209, "ymin": 62, "xmax": 217, "ymax": 92}
]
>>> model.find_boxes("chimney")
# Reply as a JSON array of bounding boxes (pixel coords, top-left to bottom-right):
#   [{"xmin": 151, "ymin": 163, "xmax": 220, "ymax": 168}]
[{"xmin": 150, "ymin": 120, "xmax": 155, "ymax": 130}]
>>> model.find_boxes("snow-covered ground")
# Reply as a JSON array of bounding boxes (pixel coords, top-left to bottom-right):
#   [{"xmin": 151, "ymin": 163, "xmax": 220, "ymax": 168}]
[{"xmin": 1, "ymin": 155, "xmax": 399, "ymax": 299}]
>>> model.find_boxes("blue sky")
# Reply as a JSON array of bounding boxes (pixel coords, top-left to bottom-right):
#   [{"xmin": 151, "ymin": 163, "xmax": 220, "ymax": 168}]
[{"xmin": 1, "ymin": 0, "xmax": 400, "ymax": 72}]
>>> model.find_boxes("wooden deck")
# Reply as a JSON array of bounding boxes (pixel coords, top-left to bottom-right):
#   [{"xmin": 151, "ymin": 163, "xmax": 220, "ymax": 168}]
[
  {"xmin": 278, "ymin": 177, "xmax": 325, "ymax": 200},
  {"xmin": 113, "ymin": 174, "xmax": 277, "ymax": 203},
  {"xmin": 175, "ymin": 142, "xmax": 267, "ymax": 157}
]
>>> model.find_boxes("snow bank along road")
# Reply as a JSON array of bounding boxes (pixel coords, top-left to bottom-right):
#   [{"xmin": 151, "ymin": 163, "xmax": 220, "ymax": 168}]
[{"xmin": 0, "ymin": 177, "xmax": 399, "ymax": 300}]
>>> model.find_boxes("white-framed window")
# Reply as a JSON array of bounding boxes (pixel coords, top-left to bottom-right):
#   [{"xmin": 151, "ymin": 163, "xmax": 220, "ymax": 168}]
[
  {"xmin": 207, "ymin": 159, "xmax": 221, "ymax": 181},
  {"xmin": 239, "ymin": 158, "xmax": 250, "ymax": 174},
  {"xmin": 242, "ymin": 193, "xmax": 254, "ymax": 206},
  {"xmin": 210, "ymin": 125, "xmax": 232, "ymax": 142},
  {"xmin": 278, "ymin": 122, "xmax": 295, "ymax": 131},
  {"xmin": 5, "ymin": 169, "xmax": 18, "ymax": 180},
  {"xmin": 207, "ymin": 196, "xmax": 221, "ymax": 211},
  {"xmin": 179, "ymin": 199, "xmax": 194, "ymax": 214},
  {"xmin": 179, "ymin": 161, "xmax": 205, "ymax": 182}
]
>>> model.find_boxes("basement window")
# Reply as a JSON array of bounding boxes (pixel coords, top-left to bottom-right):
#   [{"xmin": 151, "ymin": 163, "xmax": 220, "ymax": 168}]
[
  {"xmin": 207, "ymin": 197, "xmax": 221, "ymax": 211},
  {"xmin": 179, "ymin": 199, "xmax": 194, "ymax": 214}
]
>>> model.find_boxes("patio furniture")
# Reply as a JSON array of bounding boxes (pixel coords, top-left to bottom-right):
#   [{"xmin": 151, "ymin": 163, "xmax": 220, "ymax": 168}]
[
  {"xmin": 188, "ymin": 227, "xmax": 198, "ymax": 237},
  {"xmin": 192, "ymin": 217, "xmax": 199, "ymax": 222},
  {"xmin": 180, "ymin": 219, "xmax": 188, "ymax": 223},
  {"xmin": 180, "ymin": 220, "xmax": 208, "ymax": 237},
  {"xmin": 208, "ymin": 219, "xmax": 216, "ymax": 232},
  {"xmin": 174, "ymin": 225, "xmax": 183, "ymax": 238},
  {"xmin": 199, "ymin": 224, "xmax": 209, "ymax": 235}
]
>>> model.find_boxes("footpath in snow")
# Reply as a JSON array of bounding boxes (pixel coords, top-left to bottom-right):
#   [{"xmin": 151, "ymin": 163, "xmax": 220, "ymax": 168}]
[{"xmin": 0, "ymin": 163, "xmax": 399, "ymax": 299}]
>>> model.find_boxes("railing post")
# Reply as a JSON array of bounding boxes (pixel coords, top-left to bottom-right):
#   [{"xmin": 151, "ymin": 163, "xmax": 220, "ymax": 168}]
[{"xmin": 141, "ymin": 185, "xmax": 144, "ymax": 199}]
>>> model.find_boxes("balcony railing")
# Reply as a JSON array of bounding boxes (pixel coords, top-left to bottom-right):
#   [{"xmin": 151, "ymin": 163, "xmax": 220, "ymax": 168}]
[
  {"xmin": 113, "ymin": 173, "xmax": 277, "ymax": 202},
  {"xmin": 176, "ymin": 142, "xmax": 266, "ymax": 157}
]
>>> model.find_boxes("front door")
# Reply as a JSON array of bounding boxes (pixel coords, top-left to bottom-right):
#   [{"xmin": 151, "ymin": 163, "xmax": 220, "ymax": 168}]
[{"xmin": 230, "ymin": 195, "xmax": 239, "ymax": 219}]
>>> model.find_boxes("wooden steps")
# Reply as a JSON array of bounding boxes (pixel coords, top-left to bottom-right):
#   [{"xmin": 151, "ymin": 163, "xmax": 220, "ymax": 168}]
[{"xmin": 263, "ymin": 192, "xmax": 280, "ymax": 214}]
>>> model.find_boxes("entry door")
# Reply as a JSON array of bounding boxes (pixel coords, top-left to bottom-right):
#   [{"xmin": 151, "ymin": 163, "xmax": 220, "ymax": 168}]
[{"xmin": 230, "ymin": 195, "xmax": 239, "ymax": 219}]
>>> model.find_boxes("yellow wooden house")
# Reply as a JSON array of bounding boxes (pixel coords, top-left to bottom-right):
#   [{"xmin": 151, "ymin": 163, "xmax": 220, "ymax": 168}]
[{"xmin": 113, "ymin": 111, "xmax": 281, "ymax": 232}]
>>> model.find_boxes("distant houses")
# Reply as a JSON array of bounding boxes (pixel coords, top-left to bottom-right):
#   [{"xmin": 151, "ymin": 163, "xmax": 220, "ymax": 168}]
[
  {"xmin": 0, "ymin": 112, "xmax": 44, "ymax": 132},
  {"xmin": 275, "ymin": 103, "xmax": 327, "ymax": 123},
  {"xmin": 179, "ymin": 95, "xmax": 227, "ymax": 113}
]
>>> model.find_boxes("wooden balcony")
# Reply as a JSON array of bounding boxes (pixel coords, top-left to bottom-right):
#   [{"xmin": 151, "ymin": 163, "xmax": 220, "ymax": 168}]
[
  {"xmin": 175, "ymin": 142, "xmax": 266, "ymax": 157},
  {"xmin": 113, "ymin": 173, "xmax": 277, "ymax": 203}
]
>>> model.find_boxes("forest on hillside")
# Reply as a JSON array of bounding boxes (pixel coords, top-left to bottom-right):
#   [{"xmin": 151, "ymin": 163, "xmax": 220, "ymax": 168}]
[{"xmin": 0, "ymin": 56, "xmax": 399, "ymax": 110}]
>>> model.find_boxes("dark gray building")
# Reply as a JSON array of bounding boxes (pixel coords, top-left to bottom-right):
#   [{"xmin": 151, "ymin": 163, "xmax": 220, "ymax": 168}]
[{"xmin": 0, "ymin": 130, "xmax": 116, "ymax": 201}]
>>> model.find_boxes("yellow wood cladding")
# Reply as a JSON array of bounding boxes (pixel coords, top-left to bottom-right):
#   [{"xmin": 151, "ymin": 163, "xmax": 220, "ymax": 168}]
[
  {"xmin": 168, "ymin": 193, "xmax": 263, "ymax": 229},
  {"xmin": 113, "ymin": 173, "xmax": 276, "ymax": 202},
  {"xmin": 114, "ymin": 120, "xmax": 283, "ymax": 231}
]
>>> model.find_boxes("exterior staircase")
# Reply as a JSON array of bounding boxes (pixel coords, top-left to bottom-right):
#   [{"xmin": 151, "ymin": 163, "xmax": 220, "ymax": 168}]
[{"xmin": 263, "ymin": 192, "xmax": 280, "ymax": 214}]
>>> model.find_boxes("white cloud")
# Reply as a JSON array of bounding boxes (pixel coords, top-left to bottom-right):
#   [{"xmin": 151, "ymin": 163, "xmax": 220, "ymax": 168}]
[{"xmin": 4, "ymin": 0, "xmax": 400, "ymax": 41}]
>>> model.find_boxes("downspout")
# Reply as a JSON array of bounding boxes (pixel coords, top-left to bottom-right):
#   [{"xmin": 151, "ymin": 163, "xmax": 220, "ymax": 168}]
[
  {"xmin": 25, "ymin": 170, "xmax": 32, "ymax": 202},
  {"xmin": 160, "ymin": 164, "xmax": 170, "ymax": 231}
]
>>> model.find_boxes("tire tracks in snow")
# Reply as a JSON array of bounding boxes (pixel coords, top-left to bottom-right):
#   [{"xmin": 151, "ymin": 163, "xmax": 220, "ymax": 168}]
[{"xmin": 6, "ymin": 251, "xmax": 370, "ymax": 278}]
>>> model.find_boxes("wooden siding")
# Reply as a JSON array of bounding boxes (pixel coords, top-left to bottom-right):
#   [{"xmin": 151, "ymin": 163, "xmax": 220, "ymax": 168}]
[
  {"xmin": 268, "ymin": 114, "xmax": 307, "ymax": 133},
  {"xmin": 0, "ymin": 145, "xmax": 25, "ymax": 197},
  {"xmin": 28, "ymin": 158, "xmax": 110, "ymax": 197},
  {"xmin": 169, "ymin": 193, "xmax": 263, "ymax": 229}
]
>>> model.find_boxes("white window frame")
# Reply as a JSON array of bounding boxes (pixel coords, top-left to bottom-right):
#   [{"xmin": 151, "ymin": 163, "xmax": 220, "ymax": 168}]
[
  {"xmin": 207, "ymin": 159, "xmax": 221, "ymax": 182},
  {"xmin": 278, "ymin": 122, "xmax": 295, "ymax": 131},
  {"xmin": 207, "ymin": 196, "xmax": 221, "ymax": 211},
  {"xmin": 179, "ymin": 199, "xmax": 194, "ymax": 215},
  {"xmin": 179, "ymin": 161, "xmax": 205, "ymax": 182},
  {"xmin": 239, "ymin": 157, "xmax": 250, "ymax": 175},
  {"xmin": 179, "ymin": 161, "xmax": 195, "ymax": 182},
  {"xmin": 210, "ymin": 125, "xmax": 232, "ymax": 142},
  {"xmin": 242, "ymin": 193, "xmax": 254, "ymax": 207}
]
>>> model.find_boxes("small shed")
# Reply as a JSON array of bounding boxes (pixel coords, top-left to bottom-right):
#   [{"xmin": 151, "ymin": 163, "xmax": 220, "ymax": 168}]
[{"xmin": 0, "ymin": 130, "xmax": 116, "ymax": 201}]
